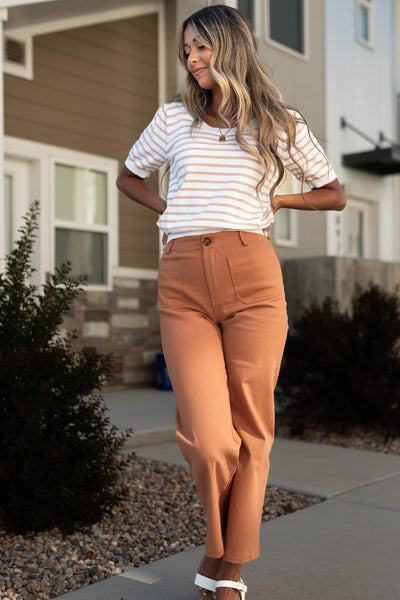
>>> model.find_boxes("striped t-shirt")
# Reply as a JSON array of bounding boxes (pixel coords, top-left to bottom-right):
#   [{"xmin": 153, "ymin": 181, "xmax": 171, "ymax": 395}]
[{"xmin": 125, "ymin": 102, "xmax": 337, "ymax": 239}]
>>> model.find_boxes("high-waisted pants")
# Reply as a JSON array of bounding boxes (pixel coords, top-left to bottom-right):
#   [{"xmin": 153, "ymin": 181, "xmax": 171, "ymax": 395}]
[{"xmin": 157, "ymin": 231, "xmax": 288, "ymax": 564}]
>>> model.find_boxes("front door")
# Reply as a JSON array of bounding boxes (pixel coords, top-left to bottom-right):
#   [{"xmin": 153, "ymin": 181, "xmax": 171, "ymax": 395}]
[{"xmin": 3, "ymin": 158, "xmax": 39, "ymax": 280}]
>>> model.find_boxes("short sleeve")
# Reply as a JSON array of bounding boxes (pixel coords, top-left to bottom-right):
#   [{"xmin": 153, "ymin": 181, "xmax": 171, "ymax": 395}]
[
  {"xmin": 276, "ymin": 112, "xmax": 337, "ymax": 188},
  {"xmin": 125, "ymin": 105, "xmax": 169, "ymax": 179}
]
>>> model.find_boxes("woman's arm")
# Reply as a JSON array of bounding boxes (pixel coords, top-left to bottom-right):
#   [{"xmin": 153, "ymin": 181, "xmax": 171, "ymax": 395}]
[
  {"xmin": 116, "ymin": 165, "xmax": 167, "ymax": 215},
  {"xmin": 274, "ymin": 178, "xmax": 346, "ymax": 212}
]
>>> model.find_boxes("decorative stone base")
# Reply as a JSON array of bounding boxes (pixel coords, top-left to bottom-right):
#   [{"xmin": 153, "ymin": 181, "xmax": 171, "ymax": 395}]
[
  {"xmin": 61, "ymin": 258, "xmax": 400, "ymax": 388},
  {"xmin": 61, "ymin": 275, "xmax": 162, "ymax": 388}
]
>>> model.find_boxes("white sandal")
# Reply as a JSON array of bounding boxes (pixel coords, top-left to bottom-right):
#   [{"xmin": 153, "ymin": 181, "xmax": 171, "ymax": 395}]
[
  {"xmin": 195, "ymin": 573, "xmax": 217, "ymax": 598},
  {"xmin": 215, "ymin": 578, "xmax": 247, "ymax": 600}
]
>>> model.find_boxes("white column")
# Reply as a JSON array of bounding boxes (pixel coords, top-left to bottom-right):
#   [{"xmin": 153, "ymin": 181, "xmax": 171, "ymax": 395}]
[{"xmin": 0, "ymin": 8, "xmax": 9, "ymax": 262}]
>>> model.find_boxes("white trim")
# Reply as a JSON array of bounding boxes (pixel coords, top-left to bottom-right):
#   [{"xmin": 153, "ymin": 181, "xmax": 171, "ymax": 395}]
[
  {"xmin": 3, "ymin": 158, "xmax": 31, "ymax": 241},
  {"xmin": 274, "ymin": 209, "xmax": 298, "ymax": 248},
  {"xmin": 0, "ymin": 12, "xmax": 6, "ymax": 262},
  {"xmin": 345, "ymin": 197, "xmax": 374, "ymax": 259},
  {"xmin": 5, "ymin": 2, "xmax": 164, "ymax": 37},
  {"xmin": 4, "ymin": 136, "xmax": 119, "ymax": 290},
  {"xmin": 157, "ymin": 3, "xmax": 167, "ymax": 108},
  {"xmin": 157, "ymin": 3, "xmax": 167, "ymax": 259},
  {"xmin": 252, "ymin": 0, "xmax": 263, "ymax": 38},
  {"xmin": 273, "ymin": 172, "xmax": 299, "ymax": 248},
  {"xmin": 113, "ymin": 266, "xmax": 158, "ymax": 281},
  {"xmin": 0, "ymin": 0, "xmax": 60, "ymax": 7},
  {"xmin": 3, "ymin": 31, "xmax": 33, "ymax": 79},
  {"xmin": 265, "ymin": 0, "xmax": 310, "ymax": 61}
]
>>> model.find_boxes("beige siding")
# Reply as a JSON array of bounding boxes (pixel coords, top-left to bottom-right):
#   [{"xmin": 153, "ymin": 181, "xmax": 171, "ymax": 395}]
[
  {"xmin": 257, "ymin": 1, "xmax": 328, "ymax": 259},
  {"xmin": 4, "ymin": 14, "xmax": 160, "ymax": 269}
]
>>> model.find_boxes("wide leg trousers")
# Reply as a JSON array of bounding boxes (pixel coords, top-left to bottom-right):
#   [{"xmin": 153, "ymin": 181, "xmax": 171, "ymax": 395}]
[{"xmin": 157, "ymin": 231, "xmax": 288, "ymax": 564}]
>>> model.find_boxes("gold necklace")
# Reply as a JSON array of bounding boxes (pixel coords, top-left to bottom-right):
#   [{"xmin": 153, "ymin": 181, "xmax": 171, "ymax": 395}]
[
  {"xmin": 217, "ymin": 127, "xmax": 232, "ymax": 142},
  {"xmin": 206, "ymin": 108, "xmax": 233, "ymax": 142}
]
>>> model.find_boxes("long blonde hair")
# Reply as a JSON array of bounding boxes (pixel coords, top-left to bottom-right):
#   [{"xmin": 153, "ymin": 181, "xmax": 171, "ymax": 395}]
[{"xmin": 177, "ymin": 5, "xmax": 309, "ymax": 203}]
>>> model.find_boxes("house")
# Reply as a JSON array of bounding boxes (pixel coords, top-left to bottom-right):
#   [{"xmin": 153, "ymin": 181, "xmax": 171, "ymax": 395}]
[
  {"xmin": 1, "ymin": 0, "xmax": 167, "ymax": 387},
  {"xmin": 1, "ymin": 0, "xmax": 399, "ymax": 386},
  {"xmin": 283, "ymin": 0, "xmax": 400, "ymax": 318}
]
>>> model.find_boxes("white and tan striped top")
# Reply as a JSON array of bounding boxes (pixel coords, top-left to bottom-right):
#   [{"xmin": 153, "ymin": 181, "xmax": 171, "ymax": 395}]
[{"xmin": 125, "ymin": 102, "xmax": 337, "ymax": 239}]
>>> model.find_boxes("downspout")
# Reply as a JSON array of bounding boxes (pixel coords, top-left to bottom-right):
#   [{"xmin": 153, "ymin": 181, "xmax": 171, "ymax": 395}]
[{"xmin": 0, "ymin": 8, "xmax": 8, "ymax": 261}]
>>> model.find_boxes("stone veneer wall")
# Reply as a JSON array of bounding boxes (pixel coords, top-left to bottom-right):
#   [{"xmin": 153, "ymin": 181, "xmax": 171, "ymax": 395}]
[
  {"xmin": 281, "ymin": 256, "xmax": 400, "ymax": 325},
  {"xmin": 62, "ymin": 275, "xmax": 161, "ymax": 388}
]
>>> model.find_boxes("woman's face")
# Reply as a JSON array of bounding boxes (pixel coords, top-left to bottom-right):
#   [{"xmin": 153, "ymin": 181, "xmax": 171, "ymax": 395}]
[{"xmin": 183, "ymin": 26, "xmax": 218, "ymax": 92}]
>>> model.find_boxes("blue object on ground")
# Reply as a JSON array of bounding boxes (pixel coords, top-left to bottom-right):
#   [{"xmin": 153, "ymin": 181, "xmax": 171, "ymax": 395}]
[{"xmin": 156, "ymin": 352, "xmax": 173, "ymax": 391}]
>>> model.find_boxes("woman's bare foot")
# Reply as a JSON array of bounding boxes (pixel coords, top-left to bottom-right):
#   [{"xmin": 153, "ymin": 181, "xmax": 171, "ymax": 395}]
[
  {"xmin": 214, "ymin": 561, "xmax": 243, "ymax": 599},
  {"xmin": 196, "ymin": 554, "xmax": 222, "ymax": 598}
]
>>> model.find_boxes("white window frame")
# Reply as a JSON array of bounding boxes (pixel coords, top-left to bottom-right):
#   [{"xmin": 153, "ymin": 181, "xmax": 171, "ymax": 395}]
[
  {"xmin": 51, "ymin": 158, "xmax": 115, "ymax": 290},
  {"xmin": 4, "ymin": 136, "xmax": 118, "ymax": 291},
  {"xmin": 265, "ymin": 0, "xmax": 310, "ymax": 61},
  {"xmin": 273, "ymin": 171, "xmax": 299, "ymax": 248},
  {"xmin": 345, "ymin": 197, "xmax": 374, "ymax": 259},
  {"xmin": 222, "ymin": 0, "xmax": 262, "ymax": 37},
  {"xmin": 356, "ymin": 0, "xmax": 374, "ymax": 48}
]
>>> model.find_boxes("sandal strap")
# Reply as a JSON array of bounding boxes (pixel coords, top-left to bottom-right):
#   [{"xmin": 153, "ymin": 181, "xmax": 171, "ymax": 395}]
[
  {"xmin": 216, "ymin": 578, "xmax": 247, "ymax": 593},
  {"xmin": 195, "ymin": 573, "xmax": 217, "ymax": 592}
]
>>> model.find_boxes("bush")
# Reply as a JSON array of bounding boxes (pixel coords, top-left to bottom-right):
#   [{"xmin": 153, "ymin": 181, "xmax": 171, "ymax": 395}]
[
  {"xmin": 0, "ymin": 202, "xmax": 130, "ymax": 534},
  {"xmin": 277, "ymin": 284, "xmax": 400, "ymax": 438}
]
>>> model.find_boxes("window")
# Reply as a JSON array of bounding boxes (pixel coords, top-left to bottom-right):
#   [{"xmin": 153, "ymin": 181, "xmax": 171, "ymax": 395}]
[
  {"xmin": 238, "ymin": 0, "xmax": 254, "ymax": 28},
  {"xmin": 347, "ymin": 206, "xmax": 364, "ymax": 257},
  {"xmin": 345, "ymin": 199, "xmax": 376, "ymax": 259},
  {"xmin": 4, "ymin": 137, "xmax": 118, "ymax": 289},
  {"xmin": 273, "ymin": 171, "xmax": 298, "ymax": 247},
  {"xmin": 266, "ymin": 0, "xmax": 307, "ymax": 57},
  {"xmin": 226, "ymin": 0, "xmax": 260, "ymax": 34},
  {"xmin": 357, "ymin": 0, "xmax": 373, "ymax": 46},
  {"xmin": 54, "ymin": 163, "xmax": 110, "ymax": 286}
]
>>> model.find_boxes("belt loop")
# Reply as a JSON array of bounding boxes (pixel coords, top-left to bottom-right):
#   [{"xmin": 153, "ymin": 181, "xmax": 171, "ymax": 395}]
[
  {"xmin": 164, "ymin": 239, "xmax": 175, "ymax": 255},
  {"xmin": 238, "ymin": 231, "xmax": 248, "ymax": 246}
]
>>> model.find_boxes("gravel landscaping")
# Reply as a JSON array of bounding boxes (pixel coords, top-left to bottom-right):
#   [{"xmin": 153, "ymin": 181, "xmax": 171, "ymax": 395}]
[
  {"xmin": 1, "ymin": 423, "xmax": 399, "ymax": 600},
  {"xmin": 0, "ymin": 455, "xmax": 320, "ymax": 600},
  {"xmin": 275, "ymin": 416, "xmax": 400, "ymax": 455}
]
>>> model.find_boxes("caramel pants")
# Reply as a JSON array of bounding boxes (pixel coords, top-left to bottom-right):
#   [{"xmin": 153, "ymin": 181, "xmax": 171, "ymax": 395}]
[{"xmin": 157, "ymin": 231, "xmax": 288, "ymax": 564}]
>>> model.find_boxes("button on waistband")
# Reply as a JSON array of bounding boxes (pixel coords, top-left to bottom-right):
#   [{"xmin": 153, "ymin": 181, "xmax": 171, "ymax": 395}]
[{"xmin": 202, "ymin": 237, "xmax": 212, "ymax": 246}]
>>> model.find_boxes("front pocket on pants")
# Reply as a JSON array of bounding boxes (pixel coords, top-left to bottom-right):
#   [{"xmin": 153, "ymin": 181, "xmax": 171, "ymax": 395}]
[{"xmin": 227, "ymin": 254, "xmax": 279, "ymax": 304}]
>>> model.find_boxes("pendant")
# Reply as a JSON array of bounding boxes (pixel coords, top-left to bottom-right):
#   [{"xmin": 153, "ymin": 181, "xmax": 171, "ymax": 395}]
[{"xmin": 219, "ymin": 134, "xmax": 226, "ymax": 142}]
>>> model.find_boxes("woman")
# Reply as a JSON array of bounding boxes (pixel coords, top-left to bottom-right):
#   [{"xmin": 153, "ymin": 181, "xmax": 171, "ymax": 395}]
[{"xmin": 117, "ymin": 6, "xmax": 345, "ymax": 599}]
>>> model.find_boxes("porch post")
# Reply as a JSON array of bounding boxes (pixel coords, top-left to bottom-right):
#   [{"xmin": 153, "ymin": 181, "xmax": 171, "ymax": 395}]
[{"xmin": 0, "ymin": 8, "xmax": 8, "ymax": 262}]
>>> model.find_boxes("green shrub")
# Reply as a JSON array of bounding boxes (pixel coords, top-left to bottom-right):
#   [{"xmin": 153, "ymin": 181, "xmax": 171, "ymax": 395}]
[
  {"xmin": 0, "ymin": 202, "xmax": 130, "ymax": 534},
  {"xmin": 277, "ymin": 284, "xmax": 400, "ymax": 438}
]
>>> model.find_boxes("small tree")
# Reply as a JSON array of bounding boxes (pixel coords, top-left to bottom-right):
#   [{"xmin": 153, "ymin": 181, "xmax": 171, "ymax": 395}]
[
  {"xmin": 0, "ymin": 201, "xmax": 129, "ymax": 534},
  {"xmin": 277, "ymin": 284, "xmax": 400, "ymax": 438}
]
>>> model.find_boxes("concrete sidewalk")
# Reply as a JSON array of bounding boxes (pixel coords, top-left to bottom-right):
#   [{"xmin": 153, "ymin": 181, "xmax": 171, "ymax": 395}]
[{"xmin": 57, "ymin": 388, "xmax": 400, "ymax": 600}]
